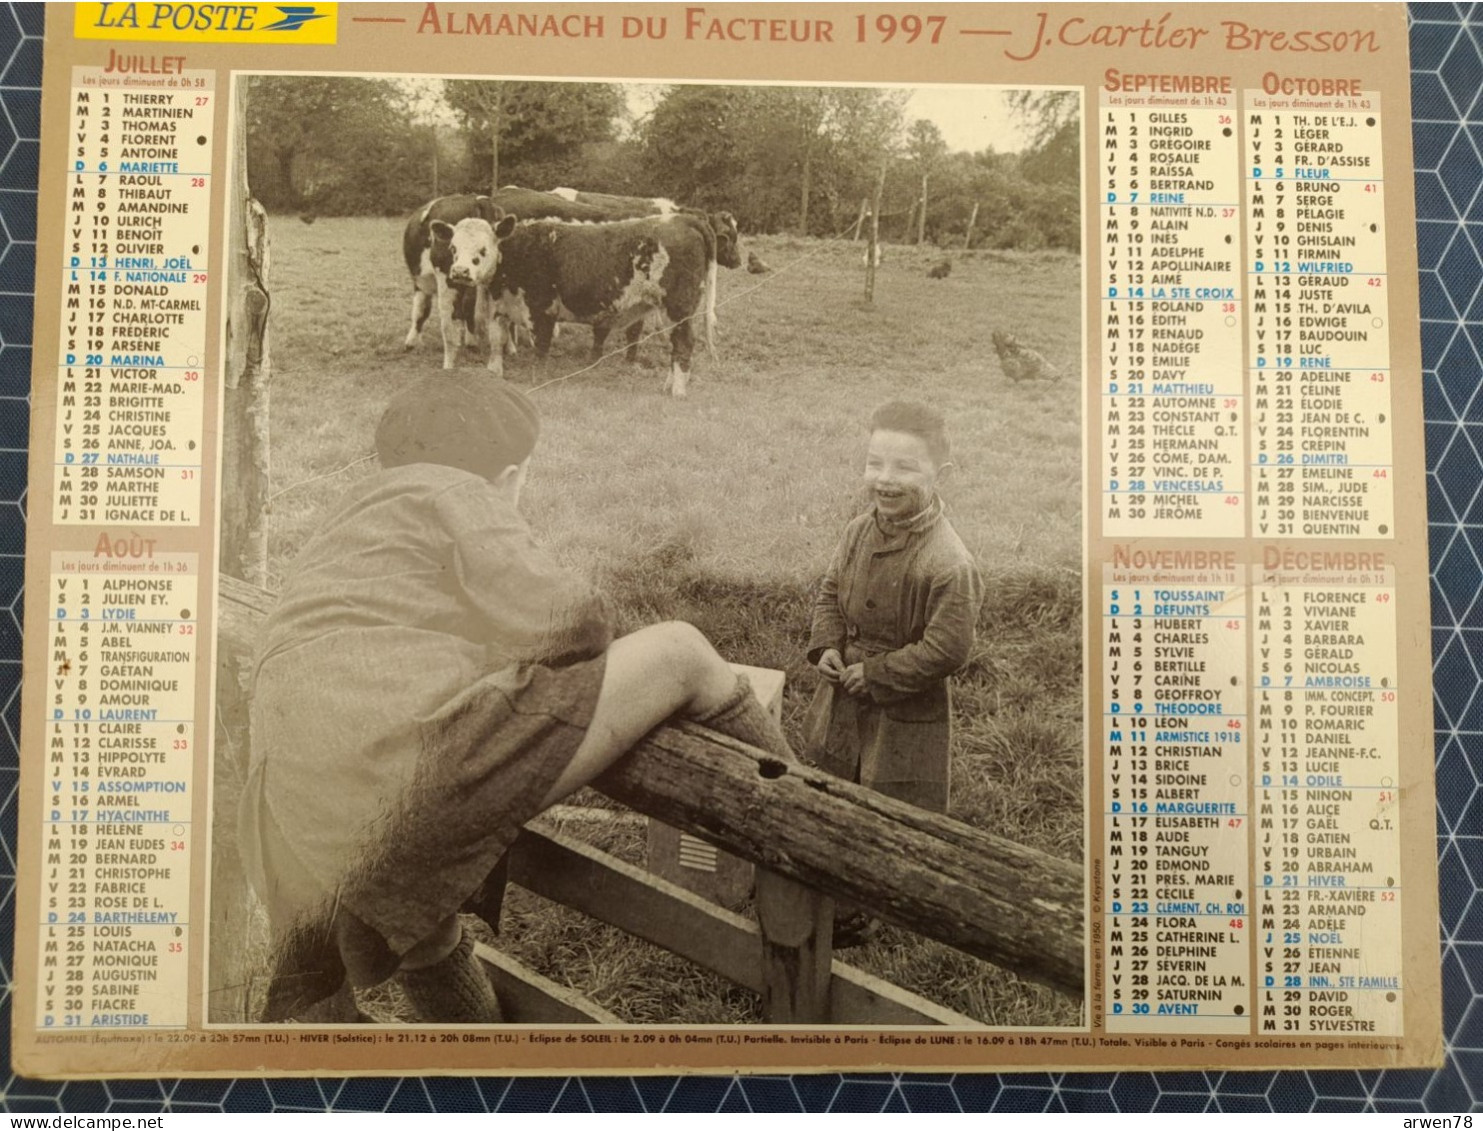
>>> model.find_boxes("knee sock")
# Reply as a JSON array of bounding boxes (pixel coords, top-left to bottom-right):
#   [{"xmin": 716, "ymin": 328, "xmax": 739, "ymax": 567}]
[
  {"xmin": 395, "ymin": 929, "xmax": 504, "ymax": 1024},
  {"xmin": 692, "ymin": 673, "xmax": 796, "ymax": 764}
]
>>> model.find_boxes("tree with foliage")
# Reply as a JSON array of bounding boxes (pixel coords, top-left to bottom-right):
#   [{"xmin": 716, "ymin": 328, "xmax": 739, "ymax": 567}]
[
  {"xmin": 640, "ymin": 85, "xmax": 905, "ymax": 235},
  {"xmin": 443, "ymin": 80, "xmax": 624, "ymax": 192},
  {"xmin": 245, "ymin": 76, "xmax": 429, "ymax": 214}
]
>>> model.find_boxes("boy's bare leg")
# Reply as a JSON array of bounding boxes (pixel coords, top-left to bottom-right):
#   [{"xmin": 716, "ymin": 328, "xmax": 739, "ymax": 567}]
[
  {"xmin": 540, "ymin": 621, "xmax": 739, "ymax": 808},
  {"xmin": 395, "ymin": 622, "xmax": 753, "ymax": 979}
]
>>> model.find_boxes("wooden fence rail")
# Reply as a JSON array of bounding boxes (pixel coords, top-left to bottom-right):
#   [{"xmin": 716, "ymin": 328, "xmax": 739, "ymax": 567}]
[{"xmin": 213, "ymin": 574, "xmax": 1083, "ymax": 1024}]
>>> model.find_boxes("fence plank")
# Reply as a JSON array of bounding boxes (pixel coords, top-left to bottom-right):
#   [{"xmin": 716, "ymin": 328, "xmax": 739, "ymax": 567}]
[
  {"xmin": 509, "ymin": 824, "xmax": 979, "ymax": 1026},
  {"xmin": 475, "ymin": 942, "xmax": 622, "ymax": 1025},
  {"xmin": 508, "ymin": 823, "xmax": 760, "ymax": 991},
  {"xmin": 596, "ymin": 724, "xmax": 1084, "ymax": 997}
]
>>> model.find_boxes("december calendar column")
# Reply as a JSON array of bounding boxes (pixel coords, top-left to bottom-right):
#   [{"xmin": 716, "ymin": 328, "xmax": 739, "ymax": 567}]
[
  {"xmin": 1100, "ymin": 83, "xmax": 1245, "ymax": 538},
  {"xmin": 1251, "ymin": 551, "xmax": 1402, "ymax": 1036}
]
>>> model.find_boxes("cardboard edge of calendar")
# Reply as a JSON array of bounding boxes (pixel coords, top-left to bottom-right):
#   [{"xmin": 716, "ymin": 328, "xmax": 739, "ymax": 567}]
[{"xmin": 10, "ymin": 1, "xmax": 1445, "ymax": 1078}]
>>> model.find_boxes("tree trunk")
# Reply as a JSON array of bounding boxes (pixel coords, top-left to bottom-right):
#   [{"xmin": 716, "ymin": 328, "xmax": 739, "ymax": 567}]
[
  {"xmin": 798, "ymin": 144, "xmax": 813, "ymax": 236},
  {"xmin": 865, "ymin": 165, "xmax": 885, "ymax": 304},
  {"xmin": 918, "ymin": 174, "xmax": 929, "ymax": 245},
  {"xmin": 852, "ymin": 196, "xmax": 869, "ymax": 242},
  {"xmin": 597, "ymin": 723, "xmax": 1084, "ymax": 997},
  {"xmin": 963, "ymin": 201, "xmax": 980, "ymax": 249},
  {"xmin": 488, "ymin": 84, "xmax": 503, "ymax": 194}
]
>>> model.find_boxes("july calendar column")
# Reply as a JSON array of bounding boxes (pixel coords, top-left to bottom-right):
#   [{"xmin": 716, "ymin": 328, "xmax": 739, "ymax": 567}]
[
  {"xmin": 1245, "ymin": 90, "xmax": 1394, "ymax": 539},
  {"xmin": 1101, "ymin": 82, "xmax": 1245, "ymax": 537},
  {"xmin": 52, "ymin": 66, "xmax": 214, "ymax": 528}
]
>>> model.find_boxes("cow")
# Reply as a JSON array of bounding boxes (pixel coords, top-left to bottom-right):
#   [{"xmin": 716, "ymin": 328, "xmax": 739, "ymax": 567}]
[
  {"xmin": 550, "ymin": 186, "xmax": 680, "ymax": 215},
  {"xmin": 545, "ymin": 186, "xmax": 741, "ymax": 270},
  {"xmin": 543, "ymin": 187, "xmax": 743, "ymax": 348},
  {"xmin": 483, "ymin": 214, "xmax": 715, "ymax": 397},
  {"xmin": 401, "ymin": 194, "xmax": 516, "ymax": 368}
]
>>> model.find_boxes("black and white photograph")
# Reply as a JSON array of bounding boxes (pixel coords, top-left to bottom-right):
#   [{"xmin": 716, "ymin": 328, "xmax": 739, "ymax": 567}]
[{"xmin": 207, "ymin": 73, "xmax": 1085, "ymax": 1031}]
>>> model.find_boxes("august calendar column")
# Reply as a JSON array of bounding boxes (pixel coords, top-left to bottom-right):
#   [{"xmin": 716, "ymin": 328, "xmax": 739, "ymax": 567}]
[
  {"xmin": 34, "ymin": 547, "xmax": 196, "ymax": 1031},
  {"xmin": 1100, "ymin": 82, "xmax": 1245, "ymax": 538},
  {"xmin": 51, "ymin": 66, "xmax": 214, "ymax": 527},
  {"xmin": 1244, "ymin": 89, "xmax": 1393, "ymax": 539}
]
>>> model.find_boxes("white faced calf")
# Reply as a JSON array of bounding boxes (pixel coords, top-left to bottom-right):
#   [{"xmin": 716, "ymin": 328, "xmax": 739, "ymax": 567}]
[{"xmin": 425, "ymin": 215, "xmax": 516, "ymax": 369}]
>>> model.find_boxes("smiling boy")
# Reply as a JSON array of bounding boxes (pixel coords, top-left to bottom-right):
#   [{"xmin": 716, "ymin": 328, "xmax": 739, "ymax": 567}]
[{"xmin": 803, "ymin": 400, "xmax": 985, "ymax": 944}]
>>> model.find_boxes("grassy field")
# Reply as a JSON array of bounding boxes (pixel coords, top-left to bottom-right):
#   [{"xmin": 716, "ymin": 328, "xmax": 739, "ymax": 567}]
[{"xmin": 217, "ymin": 216, "xmax": 1085, "ymax": 1027}]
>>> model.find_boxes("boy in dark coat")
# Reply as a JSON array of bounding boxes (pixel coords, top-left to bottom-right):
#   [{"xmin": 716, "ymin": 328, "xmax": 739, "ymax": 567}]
[
  {"xmin": 240, "ymin": 374, "xmax": 792, "ymax": 1023},
  {"xmin": 804, "ymin": 400, "xmax": 984, "ymax": 943}
]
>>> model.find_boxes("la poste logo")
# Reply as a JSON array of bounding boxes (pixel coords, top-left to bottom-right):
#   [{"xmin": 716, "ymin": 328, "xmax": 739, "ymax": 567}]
[{"xmin": 74, "ymin": 3, "xmax": 338, "ymax": 44}]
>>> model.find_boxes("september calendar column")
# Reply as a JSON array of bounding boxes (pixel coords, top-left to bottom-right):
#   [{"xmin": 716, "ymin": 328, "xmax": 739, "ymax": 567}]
[
  {"xmin": 1101, "ymin": 83, "xmax": 1245, "ymax": 537},
  {"xmin": 1245, "ymin": 90, "xmax": 1393, "ymax": 538},
  {"xmin": 52, "ymin": 66, "xmax": 213, "ymax": 527}
]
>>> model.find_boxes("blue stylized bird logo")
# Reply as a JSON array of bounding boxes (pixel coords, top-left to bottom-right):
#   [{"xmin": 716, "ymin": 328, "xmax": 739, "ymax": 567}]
[{"xmin": 261, "ymin": 5, "xmax": 328, "ymax": 32}]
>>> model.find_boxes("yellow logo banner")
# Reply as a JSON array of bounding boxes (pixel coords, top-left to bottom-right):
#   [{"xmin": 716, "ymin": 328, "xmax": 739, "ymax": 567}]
[{"xmin": 74, "ymin": 3, "xmax": 338, "ymax": 44}]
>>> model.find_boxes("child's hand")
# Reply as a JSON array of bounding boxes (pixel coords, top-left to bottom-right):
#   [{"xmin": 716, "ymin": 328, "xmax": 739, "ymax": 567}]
[
  {"xmin": 840, "ymin": 663, "xmax": 868, "ymax": 697},
  {"xmin": 816, "ymin": 648, "xmax": 846, "ymax": 683}
]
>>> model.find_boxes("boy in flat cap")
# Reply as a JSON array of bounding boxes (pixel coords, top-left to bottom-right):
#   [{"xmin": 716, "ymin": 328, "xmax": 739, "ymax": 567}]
[{"xmin": 239, "ymin": 374, "xmax": 791, "ymax": 1024}]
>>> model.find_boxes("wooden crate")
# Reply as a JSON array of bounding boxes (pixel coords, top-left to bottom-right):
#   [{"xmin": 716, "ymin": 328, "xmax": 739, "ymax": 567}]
[{"xmin": 645, "ymin": 664, "xmax": 785, "ymax": 909}]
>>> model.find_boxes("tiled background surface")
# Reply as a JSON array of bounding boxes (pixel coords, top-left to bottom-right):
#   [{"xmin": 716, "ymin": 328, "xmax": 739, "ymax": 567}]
[{"xmin": 0, "ymin": 3, "xmax": 1478, "ymax": 1112}]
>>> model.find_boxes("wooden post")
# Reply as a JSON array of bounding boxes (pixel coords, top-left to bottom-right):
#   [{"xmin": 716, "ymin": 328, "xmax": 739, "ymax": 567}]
[
  {"xmin": 221, "ymin": 80, "xmax": 271, "ymax": 587},
  {"xmin": 865, "ymin": 167, "xmax": 885, "ymax": 304},
  {"xmin": 963, "ymin": 201, "xmax": 980, "ymax": 249},
  {"xmin": 755, "ymin": 870, "xmax": 833, "ymax": 1022},
  {"xmin": 918, "ymin": 173, "xmax": 929, "ymax": 244}
]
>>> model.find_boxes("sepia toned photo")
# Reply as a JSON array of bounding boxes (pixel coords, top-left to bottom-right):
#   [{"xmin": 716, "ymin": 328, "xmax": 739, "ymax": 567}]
[
  {"xmin": 206, "ymin": 72, "xmax": 1086, "ymax": 1032},
  {"xmin": 13, "ymin": 1, "xmax": 1447, "ymax": 1083}
]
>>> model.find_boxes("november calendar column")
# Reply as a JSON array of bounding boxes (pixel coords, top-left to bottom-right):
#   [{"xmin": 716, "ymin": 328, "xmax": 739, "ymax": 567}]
[{"xmin": 33, "ymin": 64, "xmax": 213, "ymax": 1032}]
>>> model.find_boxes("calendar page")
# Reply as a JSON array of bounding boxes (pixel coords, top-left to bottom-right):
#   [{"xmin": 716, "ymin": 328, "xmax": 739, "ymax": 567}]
[{"xmin": 12, "ymin": 2, "xmax": 1442, "ymax": 1077}]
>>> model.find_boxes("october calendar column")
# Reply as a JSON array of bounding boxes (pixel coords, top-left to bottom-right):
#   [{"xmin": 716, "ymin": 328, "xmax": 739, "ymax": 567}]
[{"xmin": 1244, "ymin": 88, "xmax": 1393, "ymax": 539}]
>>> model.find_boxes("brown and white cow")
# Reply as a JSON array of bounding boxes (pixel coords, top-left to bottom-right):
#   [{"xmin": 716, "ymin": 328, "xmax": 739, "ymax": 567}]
[
  {"xmin": 542, "ymin": 186, "xmax": 743, "ymax": 348},
  {"xmin": 401, "ymin": 195, "xmax": 515, "ymax": 367},
  {"xmin": 484, "ymin": 214, "xmax": 715, "ymax": 397}
]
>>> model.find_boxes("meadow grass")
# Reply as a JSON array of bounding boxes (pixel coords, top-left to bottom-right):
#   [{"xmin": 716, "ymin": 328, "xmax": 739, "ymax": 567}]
[{"xmin": 220, "ymin": 217, "xmax": 1085, "ymax": 1026}]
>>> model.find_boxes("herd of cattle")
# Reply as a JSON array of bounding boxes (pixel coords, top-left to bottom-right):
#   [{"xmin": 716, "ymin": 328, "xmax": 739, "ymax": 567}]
[{"xmin": 402, "ymin": 186, "xmax": 742, "ymax": 397}]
